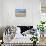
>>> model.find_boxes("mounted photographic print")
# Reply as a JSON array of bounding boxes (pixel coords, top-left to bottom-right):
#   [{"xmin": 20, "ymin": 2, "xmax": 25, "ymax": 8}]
[{"xmin": 15, "ymin": 9, "xmax": 26, "ymax": 17}]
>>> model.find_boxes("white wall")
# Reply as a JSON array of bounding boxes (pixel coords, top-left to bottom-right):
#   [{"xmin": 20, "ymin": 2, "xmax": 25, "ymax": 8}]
[
  {"xmin": 2, "ymin": 0, "xmax": 41, "ymax": 27},
  {"xmin": 0, "ymin": 0, "xmax": 3, "ymax": 26}
]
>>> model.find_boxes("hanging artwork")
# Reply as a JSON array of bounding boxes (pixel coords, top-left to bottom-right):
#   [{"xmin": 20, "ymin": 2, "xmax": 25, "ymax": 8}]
[{"xmin": 15, "ymin": 9, "xmax": 26, "ymax": 17}]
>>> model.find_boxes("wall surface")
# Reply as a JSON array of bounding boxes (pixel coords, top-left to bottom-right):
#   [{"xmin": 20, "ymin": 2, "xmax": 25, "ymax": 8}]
[
  {"xmin": 1, "ymin": 0, "xmax": 41, "ymax": 27},
  {"xmin": 0, "ymin": 0, "xmax": 2, "ymax": 26}
]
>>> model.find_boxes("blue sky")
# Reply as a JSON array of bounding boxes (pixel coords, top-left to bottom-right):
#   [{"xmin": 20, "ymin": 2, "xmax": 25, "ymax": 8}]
[{"xmin": 16, "ymin": 9, "xmax": 26, "ymax": 13}]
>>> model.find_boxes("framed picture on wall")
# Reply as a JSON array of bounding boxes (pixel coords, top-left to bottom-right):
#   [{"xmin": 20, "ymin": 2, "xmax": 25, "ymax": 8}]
[{"xmin": 15, "ymin": 9, "xmax": 26, "ymax": 17}]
